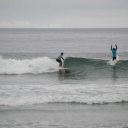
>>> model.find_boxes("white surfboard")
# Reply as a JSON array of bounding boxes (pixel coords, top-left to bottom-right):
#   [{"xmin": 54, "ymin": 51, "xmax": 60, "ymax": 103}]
[{"xmin": 108, "ymin": 55, "xmax": 119, "ymax": 66}]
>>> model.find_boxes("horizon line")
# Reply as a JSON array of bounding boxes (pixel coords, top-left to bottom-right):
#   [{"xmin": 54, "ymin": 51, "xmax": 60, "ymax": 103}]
[{"xmin": 0, "ymin": 27, "xmax": 128, "ymax": 29}]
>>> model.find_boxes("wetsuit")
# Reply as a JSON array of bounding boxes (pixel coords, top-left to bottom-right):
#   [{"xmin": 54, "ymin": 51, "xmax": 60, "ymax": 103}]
[
  {"xmin": 112, "ymin": 49, "xmax": 117, "ymax": 60},
  {"xmin": 111, "ymin": 45, "xmax": 117, "ymax": 60},
  {"xmin": 56, "ymin": 55, "xmax": 64, "ymax": 67}
]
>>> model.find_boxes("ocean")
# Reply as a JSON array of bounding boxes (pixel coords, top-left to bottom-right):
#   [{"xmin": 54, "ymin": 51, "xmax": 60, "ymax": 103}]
[{"xmin": 0, "ymin": 28, "xmax": 128, "ymax": 128}]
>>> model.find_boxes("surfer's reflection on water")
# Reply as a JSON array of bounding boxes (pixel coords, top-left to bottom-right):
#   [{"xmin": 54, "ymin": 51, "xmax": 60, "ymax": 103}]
[
  {"xmin": 112, "ymin": 66, "xmax": 118, "ymax": 80},
  {"xmin": 58, "ymin": 70, "xmax": 70, "ymax": 80}
]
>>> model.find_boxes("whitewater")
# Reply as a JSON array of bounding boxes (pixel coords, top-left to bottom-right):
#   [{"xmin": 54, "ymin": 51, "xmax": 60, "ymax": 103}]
[
  {"xmin": 0, "ymin": 83, "xmax": 128, "ymax": 106},
  {"xmin": 0, "ymin": 56, "xmax": 58, "ymax": 74}
]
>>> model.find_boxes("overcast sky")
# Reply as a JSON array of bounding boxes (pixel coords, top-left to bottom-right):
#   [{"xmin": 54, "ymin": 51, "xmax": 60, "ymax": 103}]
[{"xmin": 0, "ymin": 0, "xmax": 128, "ymax": 28}]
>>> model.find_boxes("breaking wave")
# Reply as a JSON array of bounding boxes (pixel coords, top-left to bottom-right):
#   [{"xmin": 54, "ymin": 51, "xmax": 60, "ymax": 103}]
[
  {"xmin": 0, "ymin": 56, "xmax": 58, "ymax": 74},
  {"xmin": 0, "ymin": 56, "xmax": 128, "ymax": 79}
]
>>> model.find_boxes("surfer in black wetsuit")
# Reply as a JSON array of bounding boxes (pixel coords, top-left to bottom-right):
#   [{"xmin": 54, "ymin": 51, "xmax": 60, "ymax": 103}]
[
  {"xmin": 111, "ymin": 44, "xmax": 117, "ymax": 60},
  {"xmin": 56, "ymin": 52, "xmax": 64, "ymax": 67}
]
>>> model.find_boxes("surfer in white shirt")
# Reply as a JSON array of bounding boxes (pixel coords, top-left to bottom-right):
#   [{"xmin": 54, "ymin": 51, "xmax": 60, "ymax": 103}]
[{"xmin": 56, "ymin": 52, "xmax": 64, "ymax": 67}]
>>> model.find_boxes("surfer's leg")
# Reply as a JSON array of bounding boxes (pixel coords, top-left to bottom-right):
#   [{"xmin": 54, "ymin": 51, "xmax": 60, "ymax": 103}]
[
  {"xmin": 60, "ymin": 60, "xmax": 62, "ymax": 67},
  {"xmin": 113, "ymin": 57, "xmax": 116, "ymax": 61},
  {"xmin": 56, "ymin": 59, "xmax": 62, "ymax": 67},
  {"xmin": 56, "ymin": 59, "xmax": 59, "ymax": 63}
]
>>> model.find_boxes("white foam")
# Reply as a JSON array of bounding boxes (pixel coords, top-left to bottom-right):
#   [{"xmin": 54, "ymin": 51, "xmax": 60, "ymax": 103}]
[
  {"xmin": 108, "ymin": 55, "xmax": 119, "ymax": 66},
  {"xmin": 0, "ymin": 84, "xmax": 128, "ymax": 106},
  {"xmin": 0, "ymin": 57, "xmax": 58, "ymax": 74}
]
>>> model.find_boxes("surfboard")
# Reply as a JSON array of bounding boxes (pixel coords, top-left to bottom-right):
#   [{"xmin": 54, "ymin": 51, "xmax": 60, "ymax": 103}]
[
  {"xmin": 59, "ymin": 67, "xmax": 70, "ymax": 71},
  {"xmin": 108, "ymin": 55, "xmax": 119, "ymax": 66}
]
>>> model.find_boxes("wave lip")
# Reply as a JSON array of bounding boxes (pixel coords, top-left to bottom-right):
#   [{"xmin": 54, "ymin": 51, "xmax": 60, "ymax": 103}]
[{"xmin": 0, "ymin": 57, "xmax": 58, "ymax": 74}]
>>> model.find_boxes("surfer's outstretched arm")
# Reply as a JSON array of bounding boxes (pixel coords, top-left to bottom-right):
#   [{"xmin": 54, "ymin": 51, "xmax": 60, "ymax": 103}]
[
  {"xmin": 62, "ymin": 57, "xmax": 64, "ymax": 60},
  {"xmin": 115, "ymin": 44, "xmax": 117, "ymax": 50},
  {"xmin": 111, "ymin": 45, "xmax": 112, "ymax": 50}
]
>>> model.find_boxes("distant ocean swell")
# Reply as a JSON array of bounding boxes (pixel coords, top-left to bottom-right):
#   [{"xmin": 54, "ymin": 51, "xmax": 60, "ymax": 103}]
[{"xmin": 0, "ymin": 84, "xmax": 128, "ymax": 106}]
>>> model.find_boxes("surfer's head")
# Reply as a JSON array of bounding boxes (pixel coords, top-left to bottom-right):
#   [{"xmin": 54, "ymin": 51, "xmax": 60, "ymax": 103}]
[
  {"xmin": 113, "ymin": 48, "xmax": 116, "ymax": 50},
  {"xmin": 61, "ymin": 52, "xmax": 64, "ymax": 55}
]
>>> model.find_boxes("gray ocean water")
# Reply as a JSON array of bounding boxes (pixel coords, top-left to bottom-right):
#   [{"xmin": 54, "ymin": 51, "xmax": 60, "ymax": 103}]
[{"xmin": 0, "ymin": 28, "xmax": 128, "ymax": 128}]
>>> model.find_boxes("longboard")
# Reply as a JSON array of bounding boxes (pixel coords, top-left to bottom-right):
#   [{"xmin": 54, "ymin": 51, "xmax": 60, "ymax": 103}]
[{"xmin": 59, "ymin": 67, "xmax": 70, "ymax": 71}]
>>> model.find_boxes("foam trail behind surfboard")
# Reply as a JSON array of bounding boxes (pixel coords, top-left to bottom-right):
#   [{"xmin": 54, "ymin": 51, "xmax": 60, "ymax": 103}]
[{"xmin": 108, "ymin": 55, "xmax": 119, "ymax": 66}]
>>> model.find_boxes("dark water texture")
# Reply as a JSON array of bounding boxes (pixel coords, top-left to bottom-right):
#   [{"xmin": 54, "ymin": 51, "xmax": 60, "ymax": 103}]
[{"xmin": 63, "ymin": 57, "xmax": 128, "ymax": 80}]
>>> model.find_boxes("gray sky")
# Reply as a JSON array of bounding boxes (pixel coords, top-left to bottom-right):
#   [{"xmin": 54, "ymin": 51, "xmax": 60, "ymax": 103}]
[{"xmin": 0, "ymin": 0, "xmax": 128, "ymax": 28}]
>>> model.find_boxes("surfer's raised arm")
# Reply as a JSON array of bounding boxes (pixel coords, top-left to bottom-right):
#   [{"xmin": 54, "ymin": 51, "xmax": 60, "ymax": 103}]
[
  {"xmin": 111, "ymin": 45, "xmax": 112, "ymax": 50},
  {"xmin": 115, "ymin": 44, "xmax": 117, "ymax": 50}
]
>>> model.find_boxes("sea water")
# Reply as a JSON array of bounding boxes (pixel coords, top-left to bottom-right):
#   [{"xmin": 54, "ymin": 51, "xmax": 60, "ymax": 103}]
[{"xmin": 0, "ymin": 28, "xmax": 128, "ymax": 128}]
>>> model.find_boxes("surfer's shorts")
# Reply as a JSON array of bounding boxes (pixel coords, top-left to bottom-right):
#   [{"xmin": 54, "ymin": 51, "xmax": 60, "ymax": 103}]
[
  {"xmin": 56, "ymin": 59, "xmax": 61, "ymax": 63},
  {"xmin": 113, "ymin": 57, "xmax": 116, "ymax": 60},
  {"xmin": 56, "ymin": 59, "xmax": 62, "ymax": 66}
]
